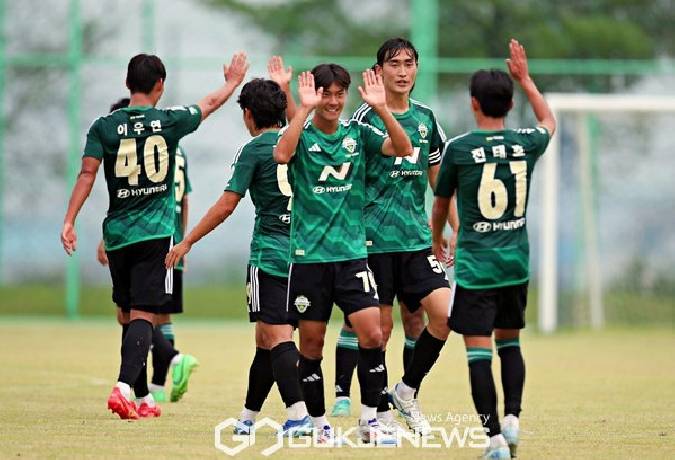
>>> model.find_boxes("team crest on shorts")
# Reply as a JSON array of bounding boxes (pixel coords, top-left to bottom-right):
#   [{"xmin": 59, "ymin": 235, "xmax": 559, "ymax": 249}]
[
  {"xmin": 418, "ymin": 123, "xmax": 428, "ymax": 139},
  {"xmin": 294, "ymin": 295, "xmax": 311, "ymax": 313},
  {"xmin": 342, "ymin": 137, "xmax": 356, "ymax": 154}
]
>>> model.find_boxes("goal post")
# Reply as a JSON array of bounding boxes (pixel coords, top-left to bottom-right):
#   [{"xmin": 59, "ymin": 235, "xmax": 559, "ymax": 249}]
[{"xmin": 538, "ymin": 94, "xmax": 675, "ymax": 333}]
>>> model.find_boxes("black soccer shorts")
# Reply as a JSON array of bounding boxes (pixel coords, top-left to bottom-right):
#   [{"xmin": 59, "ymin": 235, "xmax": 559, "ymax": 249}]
[
  {"xmin": 368, "ymin": 247, "xmax": 450, "ymax": 312},
  {"xmin": 448, "ymin": 282, "xmax": 528, "ymax": 336},
  {"xmin": 287, "ymin": 259, "xmax": 379, "ymax": 323},
  {"xmin": 158, "ymin": 268, "xmax": 183, "ymax": 314},
  {"xmin": 106, "ymin": 237, "xmax": 173, "ymax": 313},
  {"xmin": 247, "ymin": 265, "xmax": 295, "ymax": 325}
]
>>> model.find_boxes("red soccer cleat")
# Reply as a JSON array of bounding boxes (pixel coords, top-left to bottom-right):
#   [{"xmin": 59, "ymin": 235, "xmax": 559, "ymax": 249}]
[
  {"xmin": 107, "ymin": 387, "xmax": 139, "ymax": 420},
  {"xmin": 137, "ymin": 402, "xmax": 162, "ymax": 418}
]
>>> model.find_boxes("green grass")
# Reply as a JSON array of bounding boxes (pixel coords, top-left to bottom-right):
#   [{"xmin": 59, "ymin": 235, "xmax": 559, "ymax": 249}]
[{"xmin": 0, "ymin": 319, "xmax": 673, "ymax": 458}]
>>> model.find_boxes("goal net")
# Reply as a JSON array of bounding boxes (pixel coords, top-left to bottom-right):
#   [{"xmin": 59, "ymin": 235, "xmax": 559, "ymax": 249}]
[{"xmin": 535, "ymin": 94, "xmax": 675, "ymax": 332}]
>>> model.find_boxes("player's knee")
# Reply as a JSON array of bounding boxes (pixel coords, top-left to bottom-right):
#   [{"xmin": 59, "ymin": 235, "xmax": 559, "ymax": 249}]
[
  {"xmin": 427, "ymin": 318, "xmax": 450, "ymax": 341},
  {"xmin": 381, "ymin": 323, "xmax": 393, "ymax": 346},
  {"xmin": 300, "ymin": 335, "xmax": 324, "ymax": 358},
  {"xmin": 358, "ymin": 327, "xmax": 383, "ymax": 349}
]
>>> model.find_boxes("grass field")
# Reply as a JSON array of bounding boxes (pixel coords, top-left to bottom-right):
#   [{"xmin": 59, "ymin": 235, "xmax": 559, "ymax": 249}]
[{"xmin": 0, "ymin": 319, "xmax": 673, "ymax": 459}]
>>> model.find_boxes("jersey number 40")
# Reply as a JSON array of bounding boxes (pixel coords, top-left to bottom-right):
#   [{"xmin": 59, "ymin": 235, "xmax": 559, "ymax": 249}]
[{"xmin": 115, "ymin": 135, "xmax": 169, "ymax": 186}]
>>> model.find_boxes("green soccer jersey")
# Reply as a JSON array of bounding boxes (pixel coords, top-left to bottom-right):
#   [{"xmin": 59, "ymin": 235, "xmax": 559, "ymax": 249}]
[
  {"xmin": 173, "ymin": 145, "xmax": 192, "ymax": 270},
  {"xmin": 84, "ymin": 104, "xmax": 202, "ymax": 250},
  {"xmin": 286, "ymin": 119, "xmax": 388, "ymax": 263},
  {"xmin": 353, "ymin": 99, "xmax": 446, "ymax": 253},
  {"xmin": 435, "ymin": 126, "xmax": 551, "ymax": 289},
  {"xmin": 225, "ymin": 131, "xmax": 292, "ymax": 277}
]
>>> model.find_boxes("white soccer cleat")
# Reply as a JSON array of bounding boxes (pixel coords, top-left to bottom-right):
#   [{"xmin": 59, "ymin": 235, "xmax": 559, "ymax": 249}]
[
  {"xmin": 388, "ymin": 383, "xmax": 431, "ymax": 436},
  {"xmin": 483, "ymin": 434, "xmax": 511, "ymax": 459},
  {"xmin": 501, "ymin": 414, "xmax": 519, "ymax": 457},
  {"xmin": 358, "ymin": 418, "xmax": 398, "ymax": 446}
]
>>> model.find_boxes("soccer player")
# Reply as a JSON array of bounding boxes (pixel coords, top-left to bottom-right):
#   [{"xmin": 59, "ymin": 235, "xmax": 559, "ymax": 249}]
[
  {"xmin": 332, "ymin": 38, "xmax": 457, "ymax": 431},
  {"xmin": 61, "ymin": 51, "xmax": 249, "ymax": 420},
  {"xmin": 432, "ymin": 39, "xmax": 556, "ymax": 459},
  {"xmin": 96, "ymin": 98, "xmax": 197, "ymax": 407},
  {"xmin": 165, "ymin": 74, "xmax": 313, "ymax": 436},
  {"xmin": 274, "ymin": 66, "xmax": 412, "ymax": 444}
]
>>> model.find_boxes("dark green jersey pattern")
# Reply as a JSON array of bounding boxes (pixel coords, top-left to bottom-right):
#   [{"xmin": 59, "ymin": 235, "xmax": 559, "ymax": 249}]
[
  {"xmin": 225, "ymin": 131, "xmax": 292, "ymax": 277},
  {"xmin": 353, "ymin": 99, "xmax": 446, "ymax": 253},
  {"xmin": 286, "ymin": 119, "xmax": 387, "ymax": 263},
  {"xmin": 173, "ymin": 145, "xmax": 192, "ymax": 270},
  {"xmin": 436, "ymin": 127, "xmax": 550, "ymax": 288},
  {"xmin": 84, "ymin": 105, "xmax": 202, "ymax": 250}
]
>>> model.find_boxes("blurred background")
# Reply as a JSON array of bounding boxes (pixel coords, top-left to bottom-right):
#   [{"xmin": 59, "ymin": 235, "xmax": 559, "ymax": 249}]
[{"xmin": 1, "ymin": 0, "xmax": 673, "ymax": 329}]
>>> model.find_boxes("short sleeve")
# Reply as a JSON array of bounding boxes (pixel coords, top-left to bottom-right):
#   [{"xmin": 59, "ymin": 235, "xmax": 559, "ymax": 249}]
[
  {"xmin": 516, "ymin": 126, "xmax": 551, "ymax": 156},
  {"xmin": 164, "ymin": 104, "xmax": 202, "ymax": 139},
  {"xmin": 428, "ymin": 113, "xmax": 446, "ymax": 166},
  {"xmin": 83, "ymin": 118, "xmax": 104, "ymax": 159},
  {"xmin": 434, "ymin": 141, "xmax": 458, "ymax": 198},
  {"xmin": 224, "ymin": 144, "xmax": 256, "ymax": 196},
  {"xmin": 359, "ymin": 121, "xmax": 388, "ymax": 156}
]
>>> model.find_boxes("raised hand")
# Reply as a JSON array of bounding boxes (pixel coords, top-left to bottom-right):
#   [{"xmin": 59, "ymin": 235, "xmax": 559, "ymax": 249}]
[
  {"xmin": 297, "ymin": 71, "xmax": 322, "ymax": 110},
  {"xmin": 224, "ymin": 51, "xmax": 249, "ymax": 87},
  {"xmin": 506, "ymin": 39, "xmax": 529, "ymax": 84},
  {"xmin": 358, "ymin": 69, "xmax": 386, "ymax": 109},
  {"xmin": 165, "ymin": 241, "xmax": 192, "ymax": 269},
  {"xmin": 268, "ymin": 56, "xmax": 293, "ymax": 90},
  {"xmin": 61, "ymin": 222, "xmax": 77, "ymax": 256}
]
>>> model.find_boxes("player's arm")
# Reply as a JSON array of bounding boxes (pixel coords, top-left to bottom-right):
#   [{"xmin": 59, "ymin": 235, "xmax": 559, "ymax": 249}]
[
  {"xmin": 96, "ymin": 239, "xmax": 108, "ymax": 266},
  {"xmin": 506, "ymin": 39, "xmax": 556, "ymax": 136},
  {"xmin": 274, "ymin": 71, "xmax": 322, "ymax": 164},
  {"xmin": 268, "ymin": 56, "xmax": 297, "ymax": 121},
  {"xmin": 431, "ymin": 145, "xmax": 458, "ymax": 263},
  {"xmin": 61, "ymin": 157, "xmax": 101, "ymax": 255},
  {"xmin": 447, "ymin": 194, "xmax": 459, "ymax": 265},
  {"xmin": 165, "ymin": 192, "xmax": 241, "ymax": 268},
  {"xmin": 197, "ymin": 52, "xmax": 249, "ymax": 121},
  {"xmin": 428, "ymin": 163, "xmax": 440, "ymax": 189},
  {"xmin": 358, "ymin": 69, "xmax": 412, "ymax": 157}
]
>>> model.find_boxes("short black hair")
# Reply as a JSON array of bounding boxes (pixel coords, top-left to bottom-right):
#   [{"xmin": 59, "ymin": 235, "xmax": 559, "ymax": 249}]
[
  {"xmin": 311, "ymin": 64, "xmax": 351, "ymax": 91},
  {"xmin": 237, "ymin": 78, "xmax": 287, "ymax": 129},
  {"xmin": 109, "ymin": 98, "xmax": 130, "ymax": 113},
  {"xmin": 376, "ymin": 37, "xmax": 419, "ymax": 66},
  {"xmin": 126, "ymin": 54, "xmax": 166, "ymax": 94},
  {"xmin": 470, "ymin": 69, "xmax": 513, "ymax": 118}
]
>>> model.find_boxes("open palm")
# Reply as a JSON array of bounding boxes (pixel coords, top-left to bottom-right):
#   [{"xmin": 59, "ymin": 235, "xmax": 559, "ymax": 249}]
[
  {"xmin": 297, "ymin": 71, "xmax": 322, "ymax": 109},
  {"xmin": 358, "ymin": 69, "xmax": 386, "ymax": 108}
]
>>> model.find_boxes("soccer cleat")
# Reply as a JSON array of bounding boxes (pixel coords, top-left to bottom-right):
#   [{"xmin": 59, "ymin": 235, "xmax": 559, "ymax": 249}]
[
  {"xmin": 483, "ymin": 434, "xmax": 511, "ymax": 459},
  {"xmin": 170, "ymin": 354, "xmax": 199, "ymax": 402},
  {"xmin": 388, "ymin": 384, "xmax": 431, "ymax": 436},
  {"xmin": 281, "ymin": 415, "xmax": 314, "ymax": 437},
  {"xmin": 137, "ymin": 401, "xmax": 162, "ymax": 418},
  {"xmin": 330, "ymin": 397, "xmax": 351, "ymax": 417},
  {"xmin": 233, "ymin": 419, "xmax": 254, "ymax": 435},
  {"xmin": 501, "ymin": 414, "xmax": 519, "ymax": 457},
  {"xmin": 314, "ymin": 425, "xmax": 340, "ymax": 446},
  {"xmin": 358, "ymin": 418, "xmax": 398, "ymax": 446},
  {"xmin": 107, "ymin": 387, "xmax": 139, "ymax": 420}
]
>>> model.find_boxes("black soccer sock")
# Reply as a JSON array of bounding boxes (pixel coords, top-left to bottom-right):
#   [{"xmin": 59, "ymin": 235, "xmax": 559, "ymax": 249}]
[
  {"xmin": 118, "ymin": 318, "xmax": 153, "ymax": 388},
  {"xmin": 401, "ymin": 328, "xmax": 446, "ymax": 390},
  {"xmin": 271, "ymin": 341, "xmax": 303, "ymax": 408},
  {"xmin": 467, "ymin": 347, "xmax": 500, "ymax": 437},
  {"xmin": 377, "ymin": 349, "xmax": 390, "ymax": 412},
  {"xmin": 244, "ymin": 348, "xmax": 275, "ymax": 412},
  {"xmin": 497, "ymin": 338, "xmax": 525, "ymax": 417},
  {"xmin": 151, "ymin": 326, "xmax": 179, "ymax": 386},
  {"xmin": 298, "ymin": 355, "xmax": 325, "ymax": 417},
  {"xmin": 335, "ymin": 329, "xmax": 359, "ymax": 398},
  {"xmin": 357, "ymin": 346, "xmax": 385, "ymax": 409},
  {"xmin": 134, "ymin": 361, "xmax": 149, "ymax": 398}
]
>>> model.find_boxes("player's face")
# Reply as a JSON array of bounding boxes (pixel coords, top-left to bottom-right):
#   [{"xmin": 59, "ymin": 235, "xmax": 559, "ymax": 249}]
[
  {"xmin": 315, "ymin": 83, "xmax": 346, "ymax": 122},
  {"xmin": 380, "ymin": 49, "xmax": 417, "ymax": 96}
]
